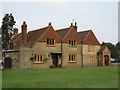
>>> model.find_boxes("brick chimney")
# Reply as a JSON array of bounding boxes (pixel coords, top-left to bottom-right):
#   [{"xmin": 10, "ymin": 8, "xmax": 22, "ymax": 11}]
[
  {"xmin": 21, "ymin": 21, "xmax": 27, "ymax": 45},
  {"xmin": 73, "ymin": 22, "xmax": 77, "ymax": 32},
  {"xmin": 13, "ymin": 28, "xmax": 18, "ymax": 35}
]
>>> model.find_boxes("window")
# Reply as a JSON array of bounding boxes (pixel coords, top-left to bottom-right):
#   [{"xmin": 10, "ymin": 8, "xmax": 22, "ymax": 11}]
[
  {"xmin": 88, "ymin": 45, "xmax": 94, "ymax": 52},
  {"xmin": 34, "ymin": 54, "xmax": 43, "ymax": 63},
  {"xmin": 10, "ymin": 43, "xmax": 13, "ymax": 49},
  {"xmin": 47, "ymin": 39, "xmax": 55, "ymax": 46},
  {"xmin": 69, "ymin": 40, "xmax": 77, "ymax": 46},
  {"xmin": 69, "ymin": 54, "xmax": 77, "ymax": 62}
]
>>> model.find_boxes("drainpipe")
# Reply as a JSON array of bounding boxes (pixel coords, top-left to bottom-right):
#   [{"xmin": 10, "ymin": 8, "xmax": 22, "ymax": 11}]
[
  {"xmin": 81, "ymin": 41, "xmax": 83, "ymax": 67},
  {"xmin": 60, "ymin": 40, "xmax": 63, "ymax": 65}
]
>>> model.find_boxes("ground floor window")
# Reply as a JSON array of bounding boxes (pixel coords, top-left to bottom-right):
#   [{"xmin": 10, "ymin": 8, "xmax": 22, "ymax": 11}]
[
  {"xmin": 69, "ymin": 54, "xmax": 77, "ymax": 62},
  {"xmin": 34, "ymin": 54, "xmax": 44, "ymax": 63}
]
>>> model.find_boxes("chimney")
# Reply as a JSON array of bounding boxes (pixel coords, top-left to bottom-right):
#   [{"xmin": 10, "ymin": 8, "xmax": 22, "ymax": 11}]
[
  {"xmin": 73, "ymin": 22, "xmax": 77, "ymax": 32},
  {"xmin": 48, "ymin": 22, "xmax": 52, "ymax": 26},
  {"xmin": 21, "ymin": 21, "xmax": 27, "ymax": 45},
  {"xmin": 71, "ymin": 23, "xmax": 73, "ymax": 27},
  {"xmin": 13, "ymin": 28, "xmax": 18, "ymax": 35}
]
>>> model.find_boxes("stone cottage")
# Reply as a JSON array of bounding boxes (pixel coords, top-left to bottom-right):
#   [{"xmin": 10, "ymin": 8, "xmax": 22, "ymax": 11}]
[{"xmin": 2, "ymin": 21, "xmax": 111, "ymax": 69}]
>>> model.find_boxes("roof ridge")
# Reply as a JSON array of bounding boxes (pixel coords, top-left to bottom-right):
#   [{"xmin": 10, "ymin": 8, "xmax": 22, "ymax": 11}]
[
  {"xmin": 28, "ymin": 26, "xmax": 49, "ymax": 33},
  {"xmin": 56, "ymin": 27, "xmax": 70, "ymax": 31},
  {"xmin": 82, "ymin": 30, "xmax": 91, "ymax": 42},
  {"xmin": 77, "ymin": 30, "xmax": 91, "ymax": 33}
]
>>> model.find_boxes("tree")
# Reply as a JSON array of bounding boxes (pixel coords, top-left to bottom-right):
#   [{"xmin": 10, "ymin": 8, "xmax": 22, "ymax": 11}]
[
  {"xmin": 116, "ymin": 42, "xmax": 120, "ymax": 56},
  {"xmin": 102, "ymin": 42, "xmax": 118, "ymax": 59},
  {"xmin": 1, "ymin": 13, "xmax": 16, "ymax": 50}
]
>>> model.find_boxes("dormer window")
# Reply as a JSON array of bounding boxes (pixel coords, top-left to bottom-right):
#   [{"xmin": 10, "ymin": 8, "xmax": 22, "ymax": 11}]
[
  {"xmin": 69, "ymin": 40, "xmax": 77, "ymax": 47},
  {"xmin": 47, "ymin": 39, "xmax": 55, "ymax": 46}
]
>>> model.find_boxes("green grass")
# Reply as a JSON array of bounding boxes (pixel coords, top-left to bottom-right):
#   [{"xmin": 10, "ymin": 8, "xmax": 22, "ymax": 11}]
[{"xmin": 2, "ymin": 66, "xmax": 118, "ymax": 88}]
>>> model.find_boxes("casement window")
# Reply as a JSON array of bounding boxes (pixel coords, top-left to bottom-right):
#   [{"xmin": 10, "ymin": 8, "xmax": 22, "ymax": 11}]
[
  {"xmin": 88, "ymin": 45, "xmax": 94, "ymax": 52},
  {"xmin": 69, "ymin": 40, "xmax": 77, "ymax": 46},
  {"xmin": 69, "ymin": 54, "xmax": 77, "ymax": 62},
  {"xmin": 34, "ymin": 54, "xmax": 43, "ymax": 63},
  {"xmin": 47, "ymin": 39, "xmax": 55, "ymax": 46}
]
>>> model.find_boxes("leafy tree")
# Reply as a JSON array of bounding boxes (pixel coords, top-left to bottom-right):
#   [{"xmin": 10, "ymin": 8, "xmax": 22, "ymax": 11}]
[
  {"xmin": 116, "ymin": 42, "xmax": 120, "ymax": 50},
  {"xmin": 1, "ymin": 13, "xmax": 16, "ymax": 50},
  {"xmin": 116, "ymin": 42, "xmax": 120, "ymax": 56},
  {"xmin": 102, "ymin": 42, "xmax": 118, "ymax": 59}
]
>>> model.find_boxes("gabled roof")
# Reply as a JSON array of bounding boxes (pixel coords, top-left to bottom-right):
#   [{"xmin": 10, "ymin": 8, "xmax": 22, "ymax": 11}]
[
  {"xmin": 97, "ymin": 46, "xmax": 106, "ymax": 54},
  {"xmin": 26, "ymin": 26, "xmax": 49, "ymax": 47},
  {"xmin": 11, "ymin": 26, "xmax": 49, "ymax": 48},
  {"xmin": 77, "ymin": 30, "xmax": 90, "ymax": 42},
  {"xmin": 77, "ymin": 30, "xmax": 100, "ymax": 45},
  {"xmin": 10, "ymin": 33, "xmax": 21, "ymax": 43},
  {"xmin": 56, "ymin": 27, "xmax": 70, "ymax": 40}
]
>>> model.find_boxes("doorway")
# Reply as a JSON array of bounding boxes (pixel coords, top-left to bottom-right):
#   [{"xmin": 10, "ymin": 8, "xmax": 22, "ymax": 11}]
[
  {"xmin": 52, "ymin": 54, "xmax": 58, "ymax": 67},
  {"xmin": 51, "ymin": 52, "xmax": 62, "ymax": 68},
  {"xmin": 4, "ymin": 57, "xmax": 12, "ymax": 68},
  {"xmin": 104, "ymin": 55, "xmax": 109, "ymax": 66}
]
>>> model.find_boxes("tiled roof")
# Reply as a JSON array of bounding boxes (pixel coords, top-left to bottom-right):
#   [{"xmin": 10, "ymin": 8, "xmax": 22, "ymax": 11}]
[
  {"xmin": 10, "ymin": 33, "xmax": 21, "ymax": 43},
  {"xmin": 26, "ymin": 26, "xmax": 49, "ymax": 47},
  {"xmin": 77, "ymin": 30, "xmax": 91, "ymax": 42},
  {"xmin": 56, "ymin": 27, "xmax": 70, "ymax": 40},
  {"xmin": 97, "ymin": 46, "xmax": 106, "ymax": 54},
  {"xmin": 77, "ymin": 30, "xmax": 100, "ymax": 45},
  {"xmin": 11, "ymin": 26, "xmax": 49, "ymax": 48}
]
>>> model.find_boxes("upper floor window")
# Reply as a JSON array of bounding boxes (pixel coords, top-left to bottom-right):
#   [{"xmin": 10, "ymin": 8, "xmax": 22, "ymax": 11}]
[
  {"xmin": 69, "ymin": 40, "xmax": 77, "ymax": 46},
  {"xmin": 69, "ymin": 54, "xmax": 77, "ymax": 62},
  {"xmin": 88, "ymin": 45, "xmax": 94, "ymax": 52},
  {"xmin": 47, "ymin": 39, "xmax": 55, "ymax": 46},
  {"xmin": 9, "ymin": 43, "xmax": 13, "ymax": 49},
  {"xmin": 34, "ymin": 54, "xmax": 43, "ymax": 64}
]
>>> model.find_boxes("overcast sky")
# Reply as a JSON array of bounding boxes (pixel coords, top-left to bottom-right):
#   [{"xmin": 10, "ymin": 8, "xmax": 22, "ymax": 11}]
[{"xmin": 0, "ymin": 1, "xmax": 118, "ymax": 44}]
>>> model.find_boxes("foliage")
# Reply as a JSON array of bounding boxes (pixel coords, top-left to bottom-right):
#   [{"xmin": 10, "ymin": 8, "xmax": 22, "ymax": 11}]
[
  {"xmin": 116, "ymin": 42, "xmax": 120, "ymax": 50},
  {"xmin": 102, "ymin": 42, "xmax": 119, "ymax": 59},
  {"xmin": 2, "ymin": 66, "xmax": 118, "ymax": 88},
  {"xmin": 1, "ymin": 13, "xmax": 16, "ymax": 50}
]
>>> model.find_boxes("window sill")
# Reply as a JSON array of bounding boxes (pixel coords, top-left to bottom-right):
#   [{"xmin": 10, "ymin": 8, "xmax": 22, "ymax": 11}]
[
  {"xmin": 46, "ymin": 45, "xmax": 56, "ymax": 47},
  {"xmin": 33, "ymin": 62, "xmax": 43, "ymax": 64},
  {"xmin": 69, "ymin": 61, "xmax": 76, "ymax": 63},
  {"xmin": 68, "ymin": 45, "xmax": 77, "ymax": 47}
]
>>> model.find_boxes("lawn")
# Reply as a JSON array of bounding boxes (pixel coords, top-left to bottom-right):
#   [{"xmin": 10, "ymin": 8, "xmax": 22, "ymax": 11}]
[{"xmin": 2, "ymin": 66, "xmax": 118, "ymax": 88}]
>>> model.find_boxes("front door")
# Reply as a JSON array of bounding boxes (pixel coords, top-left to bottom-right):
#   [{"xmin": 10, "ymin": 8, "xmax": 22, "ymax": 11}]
[
  {"xmin": 52, "ymin": 54, "xmax": 58, "ymax": 67},
  {"xmin": 4, "ymin": 57, "xmax": 12, "ymax": 68},
  {"xmin": 104, "ymin": 55, "xmax": 109, "ymax": 66}
]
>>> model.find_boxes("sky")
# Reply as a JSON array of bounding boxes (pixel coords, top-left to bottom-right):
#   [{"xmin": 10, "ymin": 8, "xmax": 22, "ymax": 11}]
[{"xmin": 0, "ymin": 0, "xmax": 118, "ymax": 44}]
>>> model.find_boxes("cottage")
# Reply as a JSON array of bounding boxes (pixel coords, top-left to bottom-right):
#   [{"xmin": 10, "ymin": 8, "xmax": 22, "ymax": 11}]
[
  {"xmin": 3, "ymin": 22, "xmax": 61, "ymax": 69},
  {"xmin": 2, "ymin": 21, "xmax": 111, "ymax": 69}
]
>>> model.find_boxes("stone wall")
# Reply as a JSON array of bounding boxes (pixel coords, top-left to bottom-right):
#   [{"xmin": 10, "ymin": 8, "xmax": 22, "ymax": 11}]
[
  {"xmin": 30, "ymin": 42, "xmax": 61, "ymax": 69},
  {"xmin": 3, "ymin": 51, "xmax": 20, "ymax": 69},
  {"xmin": 19, "ymin": 47, "xmax": 31, "ymax": 69},
  {"xmin": 62, "ymin": 43, "xmax": 81, "ymax": 68},
  {"xmin": 82, "ymin": 45, "xmax": 100, "ymax": 66}
]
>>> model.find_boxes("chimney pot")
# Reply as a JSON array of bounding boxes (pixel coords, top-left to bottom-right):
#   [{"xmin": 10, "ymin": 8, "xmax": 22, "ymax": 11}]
[
  {"xmin": 75, "ymin": 22, "xmax": 77, "ymax": 26},
  {"xmin": 71, "ymin": 23, "xmax": 73, "ymax": 27},
  {"xmin": 48, "ymin": 22, "xmax": 52, "ymax": 26},
  {"xmin": 73, "ymin": 22, "xmax": 77, "ymax": 32}
]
